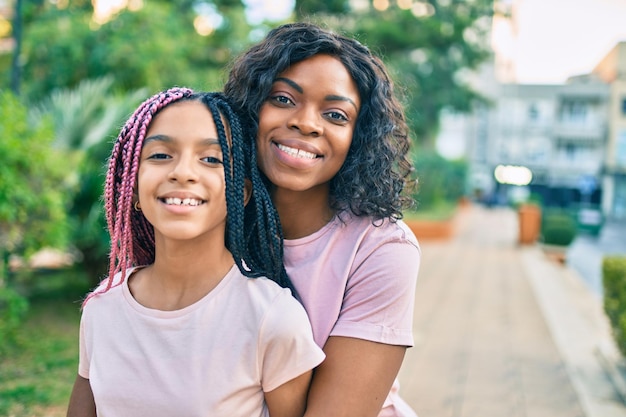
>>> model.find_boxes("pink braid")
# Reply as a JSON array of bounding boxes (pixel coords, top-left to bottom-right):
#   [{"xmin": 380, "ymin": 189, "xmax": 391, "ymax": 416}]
[{"xmin": 83, "ymin": 87, "xmax": 195, "ymax": 306}]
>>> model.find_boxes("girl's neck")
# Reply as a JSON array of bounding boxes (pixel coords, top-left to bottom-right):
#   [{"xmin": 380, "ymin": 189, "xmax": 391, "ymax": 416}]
[
  {"xmin": 130, "ymin": 241, "xmax": 234, "ymax": 311},
  {"xmin": 271, "ymin": 187, "xmax": 335, "ymax": 240}
]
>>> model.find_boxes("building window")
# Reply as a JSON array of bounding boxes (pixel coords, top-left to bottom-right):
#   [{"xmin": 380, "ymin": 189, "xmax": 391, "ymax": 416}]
[
  {"xmin": 528, "ymin": 104, "xmax": 539, "ymax": 121},
  {"xmin": 562, "ymin": 100, "xmax": 587, "ymax": 123}
]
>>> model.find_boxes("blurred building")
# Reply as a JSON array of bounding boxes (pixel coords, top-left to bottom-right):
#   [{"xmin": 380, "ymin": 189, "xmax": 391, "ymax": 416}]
[
  {"xmin": 443, "ymin": 42, "xmax": 626, "ymax": 221},
  {"xmin": 465, "ymin": 77, "xmax": 608, "ymax": 207},
  {"xmin": 592, "ymin": 42, "xmax": 626, "ymax": 219}
]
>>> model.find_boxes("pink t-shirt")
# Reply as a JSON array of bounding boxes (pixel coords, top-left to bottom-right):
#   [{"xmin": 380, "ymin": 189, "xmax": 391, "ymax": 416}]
[
  {"xmin": 284, "ymin": 212, "xmax": 421, "ymax": 417},
  {"xmin": 78, "ymin": 265, "xmax": 324, "ymax": 417}
]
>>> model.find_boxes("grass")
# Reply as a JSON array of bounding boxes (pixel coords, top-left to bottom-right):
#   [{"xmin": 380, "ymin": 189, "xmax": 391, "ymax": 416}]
[{"xmin": 0, "ymin": 268, "xmax": 90, "ymax": 417}]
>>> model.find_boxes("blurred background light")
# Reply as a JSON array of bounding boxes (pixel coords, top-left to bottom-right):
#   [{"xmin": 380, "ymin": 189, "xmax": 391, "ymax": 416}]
[{"xmin": 494, "ymin": 164, "xmax": 533, "ymax": 186}]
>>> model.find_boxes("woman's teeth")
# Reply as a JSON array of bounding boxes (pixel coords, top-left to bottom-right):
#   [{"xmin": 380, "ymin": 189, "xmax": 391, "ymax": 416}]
[{"xmin": 277, "ymin": 144, "xmax": 317, "ymax": 159}]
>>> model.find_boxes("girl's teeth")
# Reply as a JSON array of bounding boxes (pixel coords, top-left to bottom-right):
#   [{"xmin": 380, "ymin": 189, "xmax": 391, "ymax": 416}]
[
  {"xmin": 277, "ymin": 144, "xmax": 317, "ymax": 159},
  {"xmin": 164, "ymin": 198, "xmax": 202, "ymax": 206}
]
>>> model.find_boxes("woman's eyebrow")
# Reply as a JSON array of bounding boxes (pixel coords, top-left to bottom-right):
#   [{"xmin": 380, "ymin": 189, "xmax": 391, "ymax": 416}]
[
  {"xmin": 274, "ymin": 77, "xmax": 358, "ymax": 111},
  {"xmin": 275, "ymin": 77, "xmax": 302, "ymax": 93}
]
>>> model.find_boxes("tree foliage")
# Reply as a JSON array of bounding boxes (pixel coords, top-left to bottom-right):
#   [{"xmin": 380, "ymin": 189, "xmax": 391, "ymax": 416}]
[
  {"xmin": 0, "ymin": 90, "xmax": 69, "ymax": 281},
  {"xmin": 5, "ymin": 0, "xmax": 252, "ymax": 101},
  {"xmin": 295, "ymin": 0, "xmax": 495, "ymax": 146}
]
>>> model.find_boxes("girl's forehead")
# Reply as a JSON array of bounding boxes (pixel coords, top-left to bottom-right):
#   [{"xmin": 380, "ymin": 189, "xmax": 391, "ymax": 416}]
[{"xmin": 147, "ymin": 101, "xmax": 218, "ymax": 137}]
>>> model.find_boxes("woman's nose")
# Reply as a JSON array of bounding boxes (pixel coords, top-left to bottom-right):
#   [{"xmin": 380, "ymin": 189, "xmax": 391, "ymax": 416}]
[{"xmin": 288, "ymin": 106, "xmax": 323, "ymax": 137}]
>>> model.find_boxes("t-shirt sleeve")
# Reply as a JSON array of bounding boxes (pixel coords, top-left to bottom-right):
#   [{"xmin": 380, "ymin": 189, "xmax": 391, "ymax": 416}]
[
  {"xmin": 330, "ymin": 235, "xmax": 421, "ymax": 347},
  {"xmin": 259, "ymin": 293, "xmax": 325, "ymax": 392}
]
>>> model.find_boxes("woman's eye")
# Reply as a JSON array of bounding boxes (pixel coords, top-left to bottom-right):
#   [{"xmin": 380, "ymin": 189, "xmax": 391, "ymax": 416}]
[
  {"xmin": 325, "ymin": 111, "xmax": 349, "ymax": 123},
  {"xmin": 269, "ymin": 94, "xmax": 293, "ymax": 106}
]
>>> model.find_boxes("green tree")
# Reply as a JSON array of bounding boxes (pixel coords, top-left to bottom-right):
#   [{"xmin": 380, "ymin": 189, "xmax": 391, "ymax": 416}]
[
  {"xmin": 0, "ymin": 90, "xmax": 69, "ymax": 284},
  {"xmin": 295, "ymin": 0, "xmax": 495, "ymax": 147},
  {"xmin": 3, "ymin": 0, "xmax": 251, "ymax": 101}
]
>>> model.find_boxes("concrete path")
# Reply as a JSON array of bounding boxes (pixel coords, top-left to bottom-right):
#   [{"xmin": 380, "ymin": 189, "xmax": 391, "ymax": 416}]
[{"xmin": 397, "ymin": 205, "xmax": 626, "ymax": 417}]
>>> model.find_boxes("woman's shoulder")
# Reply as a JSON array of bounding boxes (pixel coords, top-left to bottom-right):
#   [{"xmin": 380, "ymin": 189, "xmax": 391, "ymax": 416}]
[{"xmin": 337, "ymin": 212, "xmax": 420, "ymax": 248}]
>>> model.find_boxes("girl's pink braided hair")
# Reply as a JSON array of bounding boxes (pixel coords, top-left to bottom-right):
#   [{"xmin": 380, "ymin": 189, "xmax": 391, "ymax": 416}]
[{"xmin": 83, "ymin": 87, "xmax": 195, "ymax": 305}]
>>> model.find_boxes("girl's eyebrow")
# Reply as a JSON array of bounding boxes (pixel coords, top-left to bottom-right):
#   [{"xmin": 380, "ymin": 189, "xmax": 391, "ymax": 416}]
[
  {"xmin": 144, "ymin": 135, "xmax": 220, "ymax": 146},
  {"xmin": 274, "ymin": 77, "xmax": 358, "ymax": 111}
]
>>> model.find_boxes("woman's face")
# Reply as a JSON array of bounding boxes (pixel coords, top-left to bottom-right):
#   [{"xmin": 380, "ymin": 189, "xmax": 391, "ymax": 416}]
[{"xmin": 256, "ymin": 54, "xmax": 361, "ymax": 194}]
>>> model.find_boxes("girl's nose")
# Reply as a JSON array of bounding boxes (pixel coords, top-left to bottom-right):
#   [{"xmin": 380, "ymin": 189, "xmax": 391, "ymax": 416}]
[{"xmin": 168, "ymin": 156, "xmax": 199, "ymax": 183}]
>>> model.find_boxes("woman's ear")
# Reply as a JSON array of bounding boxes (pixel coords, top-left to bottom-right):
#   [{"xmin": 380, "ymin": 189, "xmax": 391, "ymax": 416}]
[{"xmin": 244, "ymin": 179, "xmax": 252, "ymax": 206}]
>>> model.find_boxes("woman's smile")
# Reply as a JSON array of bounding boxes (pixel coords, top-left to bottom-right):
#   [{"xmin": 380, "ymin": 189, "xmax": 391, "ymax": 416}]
[{"xmin": 256, "ymin": 54, "xmax": 360, "ymax": 193}]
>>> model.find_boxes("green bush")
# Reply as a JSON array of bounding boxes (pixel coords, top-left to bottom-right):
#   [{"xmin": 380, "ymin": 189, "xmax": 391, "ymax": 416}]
[
  {"xmin": 541, "ymin": 210, "xmax": 577, "ymax": 246},
  {"xmin": 0, "ymin": 287, "xmax": 29, "ymax": 355},
  {"xmin": 603, "ymin": 256, "xmax": 626, "ymax": 357},
  {"xmin": 411, "ymin": 150, "xmax": 467, "ymax": 211}
]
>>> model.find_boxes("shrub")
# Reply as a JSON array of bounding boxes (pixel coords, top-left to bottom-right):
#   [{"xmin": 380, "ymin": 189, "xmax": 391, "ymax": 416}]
[
  {"xmin": 411, "ymin": 150, "xmax": 467, "ymax": 211},
  {"xmin": 603, "ymin": 256, "xmax": 626, "ymax": 356},
  {"xmin": 541, "ymin": 210, "xmax": 577, "ymax": 246},
  {"xmin": 0, "ymin": 287, "xmax": 29, "ymax": 355}
]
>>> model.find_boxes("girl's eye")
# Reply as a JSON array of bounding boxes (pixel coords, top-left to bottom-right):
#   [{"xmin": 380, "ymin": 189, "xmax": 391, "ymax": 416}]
[
  {"xmin": 147, "ymin": 153, "xmax": 170, "ymax": 160},
  {"xmin": 202, "ymin": 156, "xmax": 223, "ymax": 165},
  {"xmin": 325, "ymin": 111, "xmax": 349, "ymax": 123}
]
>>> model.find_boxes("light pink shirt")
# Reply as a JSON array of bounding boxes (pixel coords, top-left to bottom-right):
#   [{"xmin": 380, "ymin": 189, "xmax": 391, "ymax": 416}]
[
  {"xmin": 78, "ymin": 265, "xmax": 324, "ymax": 417},
  {"xmin": 284, "ymin": 212, "xmax": 421, "ymax": 416}
]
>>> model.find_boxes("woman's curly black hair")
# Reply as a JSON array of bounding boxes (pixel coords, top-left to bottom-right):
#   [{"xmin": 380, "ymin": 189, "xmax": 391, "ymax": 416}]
[{"xmin": 224, "ymin": 22, "xmax": 415, "ymax": 222}]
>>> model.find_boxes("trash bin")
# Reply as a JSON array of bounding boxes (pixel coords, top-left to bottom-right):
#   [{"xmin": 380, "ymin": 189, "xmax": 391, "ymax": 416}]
[{"xmin": 518, "ymin": 204, "xmax": 541, "ymax": 245}]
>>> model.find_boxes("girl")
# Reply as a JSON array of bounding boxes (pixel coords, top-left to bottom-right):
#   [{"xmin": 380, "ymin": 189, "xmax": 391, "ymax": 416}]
[
  {"xmin": 224, "ymin": 22, "xmax": 421, "ymax": 417},
  {"xmin": 66, "ymin": 88, "xmax": 324, "ymax": 417}
]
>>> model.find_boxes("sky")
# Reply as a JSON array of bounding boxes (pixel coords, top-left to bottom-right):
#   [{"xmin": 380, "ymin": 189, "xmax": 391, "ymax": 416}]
[{"xmin": 496, "ymin": 0, "xmax": 626, "ymax": 83}]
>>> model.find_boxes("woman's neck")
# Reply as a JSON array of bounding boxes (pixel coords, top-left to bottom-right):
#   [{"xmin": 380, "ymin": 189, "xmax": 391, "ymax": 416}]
[{"xmin": 272, "ymin": 188, "xmax": 335, "ymax": 239}]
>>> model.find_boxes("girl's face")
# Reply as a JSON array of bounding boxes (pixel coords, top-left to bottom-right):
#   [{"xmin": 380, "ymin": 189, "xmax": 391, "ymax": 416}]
[
  {"xmin": 256, "ymin": 54, "xmax": 360, "ymax": 194},
  {"xmin": 137, "ymin": 100, "xmax": 228, "ymax": 244}
]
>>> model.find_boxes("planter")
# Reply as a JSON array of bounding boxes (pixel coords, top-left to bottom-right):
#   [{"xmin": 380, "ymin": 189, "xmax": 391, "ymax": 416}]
[
  {"xmin": 518, "ymin": 204, "xmax": 541, "ymax": 245},
  {"xmin": 404, "ymin": 216, "xmax": 455, "ymax": 241},
  {"xmin": 541, "ymin": 244, "xmax": 568, "ymax": 264}
]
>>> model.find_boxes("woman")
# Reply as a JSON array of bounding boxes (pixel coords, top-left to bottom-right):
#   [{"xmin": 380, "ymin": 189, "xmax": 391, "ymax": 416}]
[{"xmin": 224, "ymin": 22, "xmax": 421, "ymax": 417}]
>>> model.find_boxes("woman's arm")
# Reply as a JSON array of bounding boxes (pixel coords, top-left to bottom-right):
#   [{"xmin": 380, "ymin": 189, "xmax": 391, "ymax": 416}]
[
  {"xmin": 66, "ymin": 374, "xmax": 96, "ymax": 417},
  {"xmin": 303, "ymin": 337, "xmax": 406, "ymax": 417},
  {"xmin": 265, "ymin": 370, "xmax": 313, "ymax": 417}
]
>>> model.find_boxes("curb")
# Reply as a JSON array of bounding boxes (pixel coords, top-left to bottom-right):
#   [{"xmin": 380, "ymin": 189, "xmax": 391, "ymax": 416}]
[{"xmin": 595, "ymin": 344, "xmax": 626, "ymax": 405}]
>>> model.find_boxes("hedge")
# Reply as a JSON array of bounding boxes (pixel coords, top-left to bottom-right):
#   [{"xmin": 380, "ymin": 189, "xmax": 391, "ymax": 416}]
[{"xmin": 603, "ymin": 256, "xmax": 626, "ymax": 356}]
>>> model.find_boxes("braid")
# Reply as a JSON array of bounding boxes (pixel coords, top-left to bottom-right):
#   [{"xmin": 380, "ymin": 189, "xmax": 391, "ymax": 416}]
[
  {"xmin": 84, "ymin": 88, "xmax": 294, "ymax": 306},
  {"xmin": 201, "ymin": 93, "xmax": 294, "ymax": 295},
  {"xmin": 84, "ymin": 87, "xmax": 196, "ymax": 305}
]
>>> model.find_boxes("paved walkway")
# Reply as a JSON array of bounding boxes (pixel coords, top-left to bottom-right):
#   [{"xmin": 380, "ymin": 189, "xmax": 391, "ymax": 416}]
[{"xmin": 397, "ymin": 205, "xmax": 626, "ymax": 417}]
